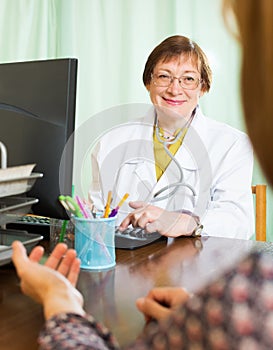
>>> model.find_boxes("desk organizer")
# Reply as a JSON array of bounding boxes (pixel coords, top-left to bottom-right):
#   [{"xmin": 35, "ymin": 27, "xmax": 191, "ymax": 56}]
[
  {"xmin": 0, "ymin": 228, "xmax": 43, "ymax": 266},
  {"xmin": 0, "ymin": 172, "xmax": 43, "ymax": 198},
  {"xmin": 0, "ymin": 141, "xmax": 43, "ymax": 265},
  {"xmin": 0, "ymin": 196, "xmax": 39, "ymax": 226}
]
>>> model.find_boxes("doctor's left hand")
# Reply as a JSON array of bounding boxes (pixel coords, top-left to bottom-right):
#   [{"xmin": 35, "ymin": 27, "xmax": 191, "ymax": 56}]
[{"xmin": 119, "ymin": 201, "xmax": 197, "ymax": 237}]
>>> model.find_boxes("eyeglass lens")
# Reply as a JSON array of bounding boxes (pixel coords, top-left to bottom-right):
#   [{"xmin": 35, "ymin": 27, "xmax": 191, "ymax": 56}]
[{"xmin": 152, "ymin": 74, "xmax": 200, "ymax": 90}]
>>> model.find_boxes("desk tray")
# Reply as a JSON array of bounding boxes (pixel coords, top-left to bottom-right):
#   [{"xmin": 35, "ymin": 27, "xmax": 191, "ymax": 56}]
[
  {"xmin": 0, "ymin": 228, "xmax": 43, "ymax": 266},
  {"xmin": 0, "ymin": 172, "xmax": 43, "ymax": 198},
  {"xmin": 0, "ymin": 196, "xmax": 39, "ymax": 226}
]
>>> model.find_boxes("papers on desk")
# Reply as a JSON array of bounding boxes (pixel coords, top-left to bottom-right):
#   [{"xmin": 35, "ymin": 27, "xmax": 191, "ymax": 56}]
[{"xmin": 0, "ymin": 164, "xmax": 37, "ymax": 197}]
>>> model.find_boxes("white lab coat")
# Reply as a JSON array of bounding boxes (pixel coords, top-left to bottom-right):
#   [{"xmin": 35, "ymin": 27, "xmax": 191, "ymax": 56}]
[{"xmin": 89, "ymin": 106, "xmax": 254, "ymax": 240}]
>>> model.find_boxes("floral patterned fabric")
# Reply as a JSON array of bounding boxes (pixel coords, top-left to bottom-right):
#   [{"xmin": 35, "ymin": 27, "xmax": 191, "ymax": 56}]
[{"xmin": 39, "ymin": 251, "xmax": 273, "ymax": 350}]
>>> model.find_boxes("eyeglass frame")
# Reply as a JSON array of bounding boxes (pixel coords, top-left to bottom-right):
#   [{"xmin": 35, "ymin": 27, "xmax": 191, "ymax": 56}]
[{"xmin": 151, "ymin": 73, "xmax": 202, "ymax": 90}]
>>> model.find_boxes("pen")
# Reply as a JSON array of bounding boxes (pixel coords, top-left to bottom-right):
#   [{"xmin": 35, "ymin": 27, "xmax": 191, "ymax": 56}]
[
  {"xmin": 109, "ymin": 193, "xmax": 129, "ymax": 217},
  {"xmin": 76, "ymin": 195, "xmax": 94, "ymax": 218},
  {"xmin": 59, "ymin": 220, "xmax": 68, "ymax": 243},
  {"xmin": 103, "ymin": 191, "xmax": 112, "ymax": 218}
]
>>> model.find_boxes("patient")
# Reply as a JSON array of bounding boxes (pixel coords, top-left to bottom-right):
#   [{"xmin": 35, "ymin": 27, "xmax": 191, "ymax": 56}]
[{"xmin": 12, "ymin": 0, "xmax": 273, "ymax": 348}]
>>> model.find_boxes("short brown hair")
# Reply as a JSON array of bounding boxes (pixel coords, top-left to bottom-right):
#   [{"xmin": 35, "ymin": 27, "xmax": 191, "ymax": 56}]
[{"xmin": 142, "ymin": 35, "xmax": 212, "ymax": 93}]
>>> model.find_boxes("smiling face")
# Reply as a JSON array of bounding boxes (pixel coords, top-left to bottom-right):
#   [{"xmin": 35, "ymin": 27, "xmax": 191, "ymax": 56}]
[{"xmin": 146, "ymin": 55, "xmax": 204, "ymax": 126}]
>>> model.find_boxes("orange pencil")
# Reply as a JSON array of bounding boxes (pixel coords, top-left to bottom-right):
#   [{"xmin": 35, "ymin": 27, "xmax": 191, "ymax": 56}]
[{"xmin": 103, "ymin": 191, "xmax": 112, "ymax": 218}]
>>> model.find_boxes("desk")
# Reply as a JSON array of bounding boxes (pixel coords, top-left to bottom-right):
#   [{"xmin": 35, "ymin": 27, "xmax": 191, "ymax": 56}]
[{"xmin": 0, "ymin": 236, "xmax": 272, "ymax": 349}]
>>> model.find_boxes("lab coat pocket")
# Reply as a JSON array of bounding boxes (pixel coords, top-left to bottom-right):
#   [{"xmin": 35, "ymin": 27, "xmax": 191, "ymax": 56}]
[{"xmin": 112, "ymin": 160, "xmax": 156, "ymax": 210}]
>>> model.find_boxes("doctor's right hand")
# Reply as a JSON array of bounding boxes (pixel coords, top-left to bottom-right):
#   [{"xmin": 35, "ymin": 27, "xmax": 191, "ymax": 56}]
[{"xmin": 119, "ymin": 201, "xmax": 197, "ymax": 237}]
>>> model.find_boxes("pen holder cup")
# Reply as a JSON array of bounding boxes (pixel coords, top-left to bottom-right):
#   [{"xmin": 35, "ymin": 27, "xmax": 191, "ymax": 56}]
[
  {"xmin": 50, "ymin": 219, "xmax": 75, "ymax": 252},
  {"xmin": 74, "ymin": 216, "xmax": 116, "ymax": 270}
]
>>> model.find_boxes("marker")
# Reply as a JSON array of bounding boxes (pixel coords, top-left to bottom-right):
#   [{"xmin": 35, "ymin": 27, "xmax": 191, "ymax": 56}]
[{"xmin": 109, "ymin": 193, "xmax": 129, "ymax": 217}]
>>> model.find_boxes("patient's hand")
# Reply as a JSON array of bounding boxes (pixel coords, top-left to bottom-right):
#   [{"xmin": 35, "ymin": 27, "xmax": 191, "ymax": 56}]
[
  {"xmin": 136, "ymin": 287, "xmax": 190, "ymax": 323},
  {"xmin": 12, "ymin": 241, "xmax": 84, "ymax": 320},
  {"xmin": 29, "ymin": 243, "xmax": 80, "ymax": 287}
]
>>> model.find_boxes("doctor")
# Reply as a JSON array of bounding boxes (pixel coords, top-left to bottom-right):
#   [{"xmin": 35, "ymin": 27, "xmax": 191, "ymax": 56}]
[{"xmin": 90, "ymin": 35, "xmax": 254, "ymax": 239}]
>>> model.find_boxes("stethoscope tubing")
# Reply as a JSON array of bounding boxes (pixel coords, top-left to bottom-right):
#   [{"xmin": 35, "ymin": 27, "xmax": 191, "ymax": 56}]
[{"xmin": 152, "ymin": 111, "xmax": 197, "ymax": 202}]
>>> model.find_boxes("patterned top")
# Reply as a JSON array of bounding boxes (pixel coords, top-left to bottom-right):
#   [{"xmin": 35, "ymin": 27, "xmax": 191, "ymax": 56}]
[{"xmin": 39, "ymin": 251, "xmax": 273, "ymax": 349}]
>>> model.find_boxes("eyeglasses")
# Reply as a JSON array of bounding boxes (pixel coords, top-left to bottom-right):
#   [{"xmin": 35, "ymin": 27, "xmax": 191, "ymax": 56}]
[{"xmin": 151, "ymin": 73, "xmax": 201, "ymax": 90}]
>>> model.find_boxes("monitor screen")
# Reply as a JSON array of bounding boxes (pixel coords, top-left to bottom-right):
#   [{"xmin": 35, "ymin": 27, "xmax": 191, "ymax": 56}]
[{"xmin": 0, "ymin": 58, "xmax": 77, "ymax": 219}]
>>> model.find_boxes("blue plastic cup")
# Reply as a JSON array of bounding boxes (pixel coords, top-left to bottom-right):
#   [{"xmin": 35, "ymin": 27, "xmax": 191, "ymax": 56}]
[{"xmin": 74, "ymin": 216, "xmax": 116, "ymax": 270}]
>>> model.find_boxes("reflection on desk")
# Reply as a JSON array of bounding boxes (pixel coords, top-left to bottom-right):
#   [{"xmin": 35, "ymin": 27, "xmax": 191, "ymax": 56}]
[
  {"xmin": 78, "ymin": 236, "xmax": 266, "ymax": 347},
  {"xmin": 0, "ymin": 236, "xmax": 272, "ymax": 349}
]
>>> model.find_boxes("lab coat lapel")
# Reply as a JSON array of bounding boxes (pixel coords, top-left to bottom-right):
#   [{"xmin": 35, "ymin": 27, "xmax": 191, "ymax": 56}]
[
  {"xmin": 132, "ymin": 114, "xmax": 158, "ymax": 201},
  {"xmin": 174, "ymin": 108, "xmax": 209, "ymax": 173}
]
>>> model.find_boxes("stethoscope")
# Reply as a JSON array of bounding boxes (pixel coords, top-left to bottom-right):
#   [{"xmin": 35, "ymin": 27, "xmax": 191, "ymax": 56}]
[{"xmin": 151, "ymin": 109, "xmax": 197, "ymax": 203}]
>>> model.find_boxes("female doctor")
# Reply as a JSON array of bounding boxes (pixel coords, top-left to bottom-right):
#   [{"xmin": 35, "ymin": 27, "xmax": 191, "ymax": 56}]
[{"xmin": 90, "ymin": 35, "xmax": 254, "ymax": 239}]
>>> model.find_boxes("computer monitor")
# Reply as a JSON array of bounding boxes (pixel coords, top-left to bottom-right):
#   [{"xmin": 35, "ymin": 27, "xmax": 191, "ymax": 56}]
[{"xmin": 0, "ymin": 58, "xmax": 77, "ymax": 219}]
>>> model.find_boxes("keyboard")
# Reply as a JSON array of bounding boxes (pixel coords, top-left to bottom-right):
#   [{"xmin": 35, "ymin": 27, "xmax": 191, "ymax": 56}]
[{"xmin": 115, "ymin": 226, "xmax": 163, "ymax": 249}]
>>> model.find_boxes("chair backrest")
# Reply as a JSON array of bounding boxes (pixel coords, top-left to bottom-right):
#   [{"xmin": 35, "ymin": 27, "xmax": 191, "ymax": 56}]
[{"xmin": 252, "ymin": 184, "xmax": 267, "ymax": 241}]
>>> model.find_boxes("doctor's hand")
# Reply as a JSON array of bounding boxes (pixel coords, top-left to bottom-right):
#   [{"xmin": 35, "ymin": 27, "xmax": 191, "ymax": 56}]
[
  {"xmin": 119, "ymin": 201, "xmax": 197, "ymax": 237},
  {"xmin": 136, "ymin": 287, "xmax": 190, "ymax": 323},
  {"xmin": 12, "ymin": 241, "xmax": 85, "ymax": 321}
]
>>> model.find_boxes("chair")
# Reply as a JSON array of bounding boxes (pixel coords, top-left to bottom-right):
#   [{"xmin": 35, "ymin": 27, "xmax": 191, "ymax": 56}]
[{"xmin": 252, "ymin": 184, "xmax": 267, "ymax": 241}]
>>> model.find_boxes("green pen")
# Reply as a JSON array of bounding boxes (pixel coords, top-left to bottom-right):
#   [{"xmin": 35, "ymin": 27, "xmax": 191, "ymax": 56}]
[{"xmin": 59, "ymin": 220, "xmax": 68, "ymax": 243}]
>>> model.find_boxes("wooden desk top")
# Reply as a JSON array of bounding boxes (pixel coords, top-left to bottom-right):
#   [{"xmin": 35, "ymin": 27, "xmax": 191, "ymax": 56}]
[{"xmin": 0, "ymin": 236, "xmax": 272, "ymax": 349}]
